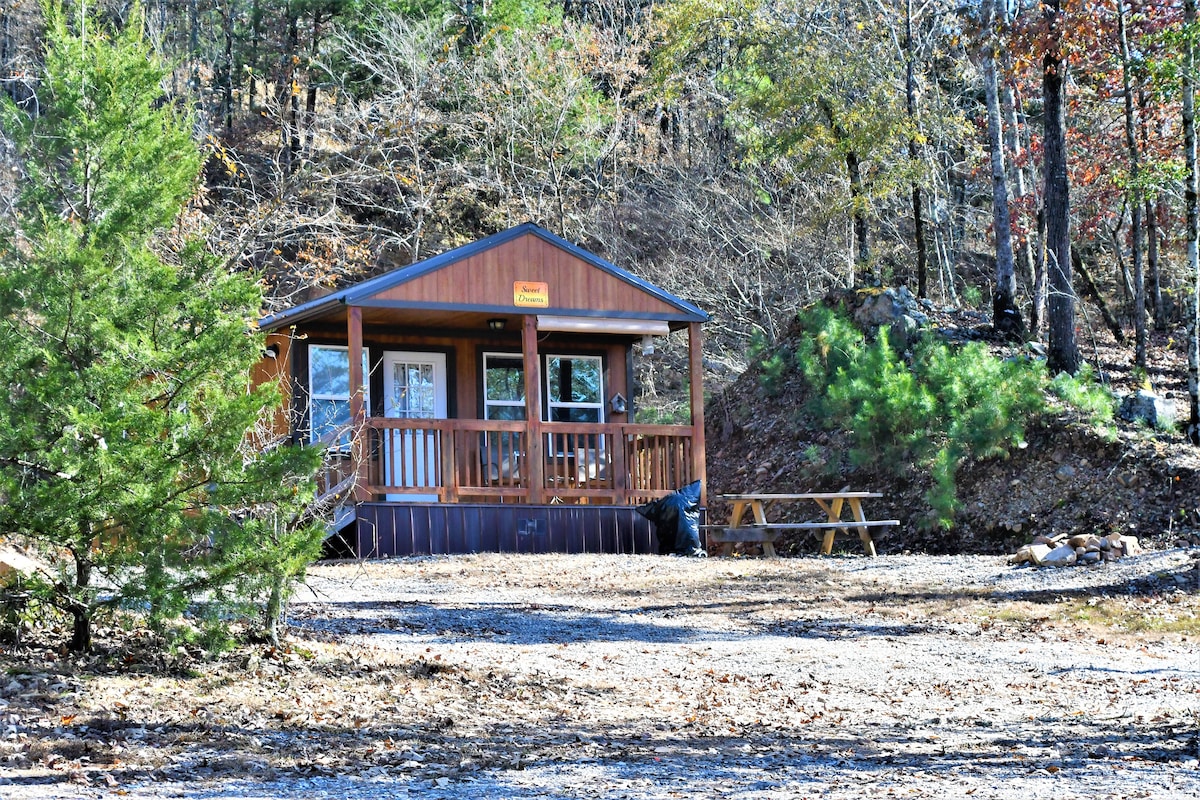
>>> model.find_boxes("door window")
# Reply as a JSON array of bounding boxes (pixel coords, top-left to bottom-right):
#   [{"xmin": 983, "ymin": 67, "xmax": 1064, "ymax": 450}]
[{"xmin": 389, "ymin": 360, "xmax": 436, "ymax": 419}]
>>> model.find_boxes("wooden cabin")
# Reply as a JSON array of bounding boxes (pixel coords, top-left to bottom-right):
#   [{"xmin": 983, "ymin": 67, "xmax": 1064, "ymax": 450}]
[{"xmin": 255, "ymin": 223, "xmax": 709, "ymax": 557}]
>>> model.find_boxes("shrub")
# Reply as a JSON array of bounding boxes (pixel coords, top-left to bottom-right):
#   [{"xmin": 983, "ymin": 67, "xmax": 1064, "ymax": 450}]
[
  {"xmin": 1049, "ymin": 364, "xmax": 1116, "ymax": 428},
  {"xmin": 792, "ymin": 306, "xmax": 1046, "ymax": 529}
]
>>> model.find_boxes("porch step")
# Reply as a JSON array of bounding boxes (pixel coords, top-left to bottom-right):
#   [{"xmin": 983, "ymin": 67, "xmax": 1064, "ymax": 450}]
[{"xmin": 328, "ymin": 504, "xmax": 357, "ymax": 539}]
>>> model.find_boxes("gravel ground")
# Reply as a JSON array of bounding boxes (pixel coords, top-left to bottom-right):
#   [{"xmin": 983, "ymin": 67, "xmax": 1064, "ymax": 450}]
[{"xmin": 2, "ymin": 549, "xmax": 1198, "ymax": 799}]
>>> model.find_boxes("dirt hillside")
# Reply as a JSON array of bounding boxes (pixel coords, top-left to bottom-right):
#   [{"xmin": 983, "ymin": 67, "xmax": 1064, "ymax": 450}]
[{"xmin": 702, "ymin": 296, "xmax": 1200, "ymax": 556}]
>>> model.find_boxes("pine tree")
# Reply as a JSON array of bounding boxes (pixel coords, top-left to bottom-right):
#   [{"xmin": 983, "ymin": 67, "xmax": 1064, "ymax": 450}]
[{"xmin": 0, "ymin": 2, "xmax": 323, "ymax": 652}]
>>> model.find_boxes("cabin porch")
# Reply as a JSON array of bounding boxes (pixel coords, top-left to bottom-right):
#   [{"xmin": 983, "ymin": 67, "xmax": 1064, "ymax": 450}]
[
  {"xmin": 316, "ymin": 418, "xmax": 699, "ymax": 556},
  {"xmin": 258, "ymin": 223, "xmax": 710, "ymax": 557}
]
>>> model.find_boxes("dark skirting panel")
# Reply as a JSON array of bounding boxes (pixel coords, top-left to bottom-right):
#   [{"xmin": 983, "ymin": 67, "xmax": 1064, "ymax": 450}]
[{"xmin": 355, "ymin": 502, "xmax": 662, "ymax": 557}]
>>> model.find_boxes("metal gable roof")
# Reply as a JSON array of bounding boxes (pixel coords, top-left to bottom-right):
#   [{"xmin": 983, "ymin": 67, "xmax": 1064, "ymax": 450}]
[{"xmin": 258, "ymin": 223, "xmax": 709, "ymax": 331}]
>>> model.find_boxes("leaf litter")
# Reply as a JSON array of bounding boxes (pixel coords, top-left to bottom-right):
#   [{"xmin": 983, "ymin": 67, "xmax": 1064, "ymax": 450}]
[{"xmin": 1, "ymin": 550, "xmax": 1198, "ymax": 798}]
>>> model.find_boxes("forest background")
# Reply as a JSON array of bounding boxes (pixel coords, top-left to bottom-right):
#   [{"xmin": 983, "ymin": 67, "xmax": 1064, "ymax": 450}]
[{"xmin": 4, "ymin": 0, "xmax": 1195, "ymax": 402}]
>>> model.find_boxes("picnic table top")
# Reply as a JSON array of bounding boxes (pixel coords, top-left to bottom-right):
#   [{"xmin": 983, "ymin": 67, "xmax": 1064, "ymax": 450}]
[{"xmin": 721, "ymin": 491, "xmax": 883, "ymax": 502}]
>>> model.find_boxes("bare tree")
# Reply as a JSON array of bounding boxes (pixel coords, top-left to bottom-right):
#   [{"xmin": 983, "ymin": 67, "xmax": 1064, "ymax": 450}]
[
  {"xmin": 980, "ymin": 0, "xmax": 1022, "ymax": 339},
  {"xmin": 1043, "ymin": 0, "xmax": 1078, "ymax": 375},
  {"xmin": 1118, "ymin": 0, "xmax": 1147, "ymax": 369},
  {"xmin": 904, "ymin": 0, "xmax": 929, "ymax": 298},
  {"xmin": 1185, "ymin": 0, "xmax": 1200, "ymax": 444}
]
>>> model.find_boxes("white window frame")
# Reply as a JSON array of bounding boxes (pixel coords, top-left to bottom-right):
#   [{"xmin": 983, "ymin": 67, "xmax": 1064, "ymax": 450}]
[
  {"xmin": 481, "ymin": 352, "xmax": 606, "ymax": 425},
  {"xmin": 545, "ymin": 353, "xmax": 605, "ymax": 424},
  {"xmin": 482, "ymin": 352, "xmax": 527, "ymax": 421},
  {"xmin": 308, "ymin": 344, "xmax": 370, "ymax": 444}
]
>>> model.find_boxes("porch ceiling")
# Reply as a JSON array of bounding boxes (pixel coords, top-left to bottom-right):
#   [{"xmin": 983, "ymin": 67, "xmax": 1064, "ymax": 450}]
[
  {"xmin": 291, "ymin": 305, "xmax": 691, "ymax": 335},
  {"xmin": 312, "ymin": 306, "xmax": 505, "ymax": 332}
]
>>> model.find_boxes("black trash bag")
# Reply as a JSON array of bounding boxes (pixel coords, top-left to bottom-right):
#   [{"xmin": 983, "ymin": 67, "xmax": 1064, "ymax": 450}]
[{"xmin": 636, "ymin": 480, "xmax": 705, "ymax": 557}]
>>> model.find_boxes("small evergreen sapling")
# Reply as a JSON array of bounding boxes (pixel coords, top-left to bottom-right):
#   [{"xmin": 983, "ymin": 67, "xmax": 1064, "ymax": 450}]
[{"xmin": 0, "ymin": 4, "xmax": 322, "ymax": 651}]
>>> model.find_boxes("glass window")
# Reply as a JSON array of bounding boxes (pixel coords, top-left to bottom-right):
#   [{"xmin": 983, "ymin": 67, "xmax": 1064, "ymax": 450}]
[
  {"xmin": 481, "ymin": 353, "xmax": 605, "ymax": 426},
  {"xmin": 546, "ymin": 355, "xmax": 603, "ymax": 424},
  {"xmin": 483, "ymin": 353, "xmax": 526, "ymax": 421},
  {"xmin": 309, "ymin": 345, "xmax": 369, "ymax": 444},
  {"xmin": 389, "ymin": 360, "xmax": 436, "ymax": 419}
]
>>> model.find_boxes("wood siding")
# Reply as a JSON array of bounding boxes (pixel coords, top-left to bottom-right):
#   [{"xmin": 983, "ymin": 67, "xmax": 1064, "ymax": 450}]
[
  {"xmin": 250, "ymin": 332, "xmax": 294, "ymax": 439},
  {"xmin": 371, "ymin": 233, "xmax": 682, "ymax": 318}
]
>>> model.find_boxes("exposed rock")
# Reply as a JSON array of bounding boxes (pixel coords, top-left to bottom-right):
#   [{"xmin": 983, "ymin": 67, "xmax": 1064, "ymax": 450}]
[
  {"xmin": 1117, "ymin": 390, "xmax": 1175, "ymax": 429},
  {"xmin": 1039, "ymin": 543, "xmax": 1078, "ymax": 567},
  {"xmin": 1008, "ymin": 545, "xmax": 1033, "ymax": 565},
  {"xmin": 1026, "ymin": 543, "xmax": 1053, "ymax": 566},
  {"xmin": 847, "ymin": 286, "xmax": 930, "ymax": 336},
  {"xmin": 888, "ymin": 314, "xmax": 922, "ymax": 352},
  {"xmin": 1011, "ymin": 532, "xmax": 1150, "ymax": 568}
]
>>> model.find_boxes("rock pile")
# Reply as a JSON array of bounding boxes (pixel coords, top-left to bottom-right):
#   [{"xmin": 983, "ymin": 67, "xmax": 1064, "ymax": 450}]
[{"xmin": 1008, "ymin": 532, "xmax": 1142, "ymax": 567}]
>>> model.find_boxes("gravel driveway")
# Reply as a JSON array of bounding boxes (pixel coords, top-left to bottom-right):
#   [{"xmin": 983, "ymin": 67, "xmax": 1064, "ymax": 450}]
[{"xmin": 2, "ymin": 550, "xmax": 1198, "ymax": 799}]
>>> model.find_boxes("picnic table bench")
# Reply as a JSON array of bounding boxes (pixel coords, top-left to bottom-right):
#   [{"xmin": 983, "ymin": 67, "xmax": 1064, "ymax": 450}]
[{"xmin": 707, "ymin": 492, "xmax": 899, "ymax": 558}]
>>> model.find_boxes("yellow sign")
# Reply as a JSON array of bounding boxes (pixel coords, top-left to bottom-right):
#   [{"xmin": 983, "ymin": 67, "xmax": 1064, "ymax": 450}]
[{"xmin": 514, "ymin": 281, "xmax": 549, "ymax": 308}]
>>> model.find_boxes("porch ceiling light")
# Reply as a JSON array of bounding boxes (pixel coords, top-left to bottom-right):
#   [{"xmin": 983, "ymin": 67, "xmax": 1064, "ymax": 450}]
[
  {"xmin": 487, "ymin": 318, "xmax": 507, "ymax": 331},
  {"xmin": 536, "ymin": 315, "xmax": 670, "ymax": 336}
]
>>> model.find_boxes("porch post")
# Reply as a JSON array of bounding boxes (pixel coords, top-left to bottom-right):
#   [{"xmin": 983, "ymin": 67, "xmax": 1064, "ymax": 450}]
[
  {"xmin": 522, "ymin": 315, "xmax": 545, "ymax": 503},
  {"xmin": 688, "ymin": 321, "xmax": 708, "ymax": 506},
  {"xmin": 348, "ymin": 306, "xmax": 370, "ymax": 501}
]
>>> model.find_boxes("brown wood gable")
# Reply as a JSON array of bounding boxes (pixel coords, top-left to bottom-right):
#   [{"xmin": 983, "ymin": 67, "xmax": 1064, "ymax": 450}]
[{"xmin": 363, "ymin": 231, "xmax": 685, "ymax": 318}]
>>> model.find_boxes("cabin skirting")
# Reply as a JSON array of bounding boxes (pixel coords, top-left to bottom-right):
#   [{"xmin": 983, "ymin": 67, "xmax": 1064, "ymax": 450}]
[{"xmin": 354, "ymin": 502, "xmax": 674, "ymax": 557}]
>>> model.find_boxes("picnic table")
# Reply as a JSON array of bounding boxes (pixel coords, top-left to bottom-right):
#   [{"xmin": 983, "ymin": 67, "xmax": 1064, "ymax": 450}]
[{"xmin": 708, "ymin": 492, "xmax": 899, "ymax": 557}]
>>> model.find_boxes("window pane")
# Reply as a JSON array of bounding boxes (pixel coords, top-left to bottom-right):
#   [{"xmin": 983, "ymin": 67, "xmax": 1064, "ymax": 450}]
[
  {"xmin": 311, "ymin": 398, "xmax": 351, "ymax": 443},
  {"xmin": 487, "ymin": 404, "xmax": 526, "ymax": 421},
  {"xmin": 570, "ymin": 359, "xmax": 601, "ymax": 403},
  {"xmin": 392, "ymin": 362, "xmax": 436, "ymax": 418},
  {"xmin": 485, "ymin": 355, "xmax": 525, "ymax": 402},
  {"xmin": 548, "ymin": 356, "xmax": 601, "ymax": 403},
  {"xmin": 311, "ymin": 347, "xmax": 350, "ymax": 396},
  {"xmin": 551, "ymin": 407, "xmax": 600, "ymax": 423}
]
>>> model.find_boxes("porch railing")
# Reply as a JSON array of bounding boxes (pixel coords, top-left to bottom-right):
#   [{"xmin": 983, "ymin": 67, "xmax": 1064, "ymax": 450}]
[{"xmin": 358, "ymin": 418, "xmax": 696, "ymax": 505}]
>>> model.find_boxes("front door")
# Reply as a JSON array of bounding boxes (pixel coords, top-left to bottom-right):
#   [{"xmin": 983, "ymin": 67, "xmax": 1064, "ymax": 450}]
[{"xmin": 383, "ymin": 351, "xmax": 447, "ymax": 502}]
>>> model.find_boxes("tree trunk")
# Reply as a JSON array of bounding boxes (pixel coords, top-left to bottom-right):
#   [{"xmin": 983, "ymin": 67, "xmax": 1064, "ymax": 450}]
[
  {"xmin": 1043, "ymin": 0, "xmax": 1078, "ymax": 375},
  {"xmin": 1146, "ymin": 196, "xmax": 1164, "ymax": 329},
  {"xmin": 1184, "ymin": 0, "xmax": 1200, "ymax": 443},
  {"xmin": 982, "ymin": 0, "xmax": 1022, "ymax": 340},
  {"xmin": 847, "ymin": 149, "xmax": 869, "ymax": 280},
  {"xmin": 248, "ymin": 0, "xmax": 261, "ymax": 112},
  {"xmin": 1119, "ymin": 0, "xmax": 1146, "ymax": 368},
  {"xmin": 287, "ymin": 12, "xmax": 301, "ymax": 169},
  {"xmin": 303, "ymin": 11, "xmax": 326, "ymax": 154},
  {"xmin": 1073, "ymin": 247, "xmax": 1126, "ymax": 344},
  {"xmin": 189, "ymin": 0, "xmax": 200, "ymax": 99},
  {"xmin": 951, "ymin": 145, "xmax": 968, "ymax": 267},
  {"xmin": 1032, "ymin": 206, "xmax": 1048, "ymax": 338},
  {"xmin": 905, "ymin": 0, "xmax": 928, "ymax": 298},
  {"xmin": 999, "ymin": 0, "xmax": 1036, "ymax": 337},
  {"xmin": 820, "ymin": 98, "xmax": 870, "ymax": 283},
  {"xmin": 276, "ymin": 4, "xmax": 300, "ymax": 173},
  {"xmin": 1002, "ymin": 82, "xmax": 1036, "ymax": 333},
  {"xmin": 221, "ymin": 0, "xmax": 234, "ymax": 132},
  {"xmin": 264, "ymin": 568, "xmax": 285, "ymax": 647},
  {"xmin": 69, "ymin": 540, "xmax": 92, "ymax": 653}
]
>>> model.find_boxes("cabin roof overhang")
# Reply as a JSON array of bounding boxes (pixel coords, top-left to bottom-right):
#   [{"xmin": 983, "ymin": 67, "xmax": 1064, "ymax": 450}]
[{"xmin": 258, "ymin": 223, "xmax": 709, "ymax": 334}]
